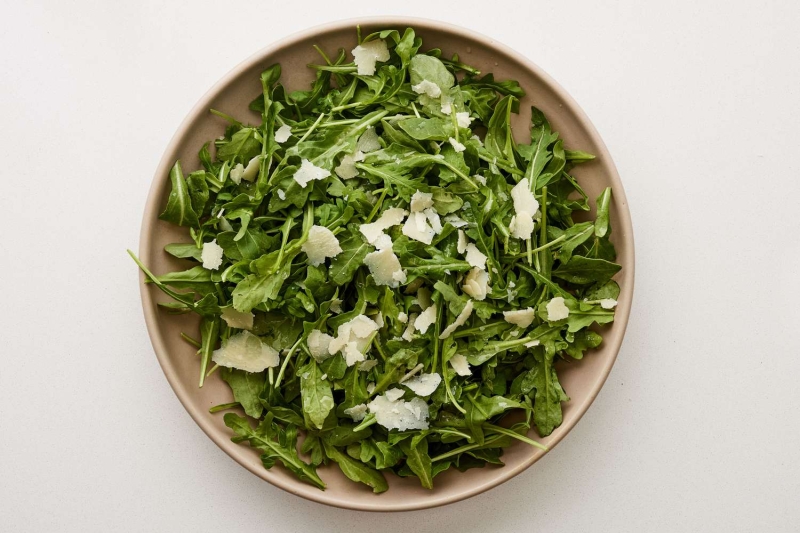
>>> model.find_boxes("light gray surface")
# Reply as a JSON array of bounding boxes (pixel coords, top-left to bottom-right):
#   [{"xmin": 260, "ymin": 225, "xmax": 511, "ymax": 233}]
[{"xmin": 1, "ymin": 1, "xmax": 798, "ymax": 531}]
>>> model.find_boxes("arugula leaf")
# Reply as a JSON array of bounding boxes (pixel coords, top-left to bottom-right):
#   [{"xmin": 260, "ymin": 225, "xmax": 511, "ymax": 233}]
[
  {"xmin": 225, "ymin": 413, "xmax": 325, "ymax": 489},
  {"xmin": 221, "ymin": 368, "xmax": 266, "ymax": 418},
  {"xmin": 159, "ymin": 161, "xmax": 199, "ymax": 227},
  {"xmin": 323, "ymin": 441, "xmax": 388, "ymax": 493}
]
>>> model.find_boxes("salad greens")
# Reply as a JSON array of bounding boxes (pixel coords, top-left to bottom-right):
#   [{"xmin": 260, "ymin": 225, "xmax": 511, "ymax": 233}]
[{"xmin": 131, "ymin": 26, "xmax": 621, "ymax": 493}]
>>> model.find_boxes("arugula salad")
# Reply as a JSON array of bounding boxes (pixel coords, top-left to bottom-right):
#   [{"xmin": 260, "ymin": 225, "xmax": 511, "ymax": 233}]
[{"xmin": 131, "ymin": 27, "xmax": 622, "ymax": 493}]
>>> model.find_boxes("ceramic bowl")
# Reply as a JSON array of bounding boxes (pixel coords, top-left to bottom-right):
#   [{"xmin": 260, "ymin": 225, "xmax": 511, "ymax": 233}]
[{"xmin": 137, "ymin": 16, "xmax": 634, "ymax": 511}]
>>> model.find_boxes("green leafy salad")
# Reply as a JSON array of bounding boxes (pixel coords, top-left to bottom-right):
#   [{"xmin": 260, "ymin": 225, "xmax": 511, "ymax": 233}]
[{"xmin": 130, "ymin": 27, "xmax": 622, "ymax": 493}]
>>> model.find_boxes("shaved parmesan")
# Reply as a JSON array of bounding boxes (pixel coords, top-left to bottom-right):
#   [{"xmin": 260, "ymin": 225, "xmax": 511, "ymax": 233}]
[
  {"xmin": 301, "ymin": 225, "xmax": 342, "ymax": 266},
  {"xmin": 440, "ymin": 94, "xmax": 452, "ymax": 114},
  {"xmin": 344, "ymin": 403, "xmax": 368, "ymax": 422},
  {"xmin": 368, "ymin": 393, "xmax": 429, "ymax": 431},
  {"xmin": 277, "ymin": 189, "xmax": 286, "ymax": 200},
  {"xmin": 448, "ymin": 137, "xmax": 466, "ymax": 152},
  {"xmin": 385, "ymin": 388, "xmax": 405, "ymax": 402},
  {"xmin": 546, "ymin": 297, "xmax": 570, "ymax": 321},
  {"xmin": 373, "ymin": 233, "xmax": 393, "ymax": 251},
  {"xmin": 524, "ymin": 340, "xmax": 541, "ymax": 348},
  {"xmin": 445, "ymin": 214, "xmax": 468, "ymax": 228},
  {"xmin": 229, "ymin": 163, "xmax": 244, "ymax": 184},
  {"xmin": 411, "ymin": 80, "xmax": 442, "ymax": 98},
  {"xmin": 240, "ymin": 156, "xmax": 260, "ymax": 182},
  {"xmin": 359, "ymin": 359, "xmax": 378, "ymax": 372},
  {"xmin": 293, "ymin": 159, "xmax": 330, "ymax": 188},
  {"xmin": 351, "ymin": 39, "xmax": 390, "ymax": 75},
  {"xmin": 274, "ymin": 124, "xmax": 292, "ymax": 143},
  {"xmin": 328, "ymin": 315, "xmax": 379, "ymax": 366},
  {"xmin": 449, "ymin": 354, "xmax": 471, "ymax": 376},
  {"xmin": 510, "ymin": 178, "xmax": 540, "ymax": 239},
  {"xmin": 600, "ymin": 298, "xmax": 618, "ymax": 309},
  {"xmin": 415, "ymin": 304, "xmax": 437, "ymax": 334},
  {"xmin": 439, "ymin": 300, "xmax": 473, "ymax": 339},
  {"xmin": 359, "ymin": 207, "xmax": 407, "ymax": 244},
  {"xmin": 212, "ymin": 331, "xmax": 279, "ymax": 372},
  {"xmin": 455, "ymin": 112, "xmax": 472, "ymax": 128},
  {"xmin": 335, "ymin": 150, "xmax": 365, "ymax": 180},
  {"xmin": 397, "ymin": 312, "xmax": 408, "ymax": 324},
  {"xmin": 423, "ymin": 207, "xmax": 443, "ymax": 233},
  {"xmin": 403, "ymin": 373, "xmax": 442, "ymax": 397},
  {"xmin": 410, "ymin": 190, "xmax": 433, "ymax": 212},
  {"xmin": 457, "ymin": 229, "xmax": 468, "ymax": 254},
  {"xmin": 308, "ymin": 329, "xmax": 334, "ymax": 362},
  {"xmin": 465, "ymin": 243, "xmax": 487, "ymax": 270},
  {"xmin": 201, "ymin": 240, "xmax": 224, "ymax": 270},
  {"xmin": 503, "ymin": 307, "xmax": 536, "ymax": 328},
  {"xmin": 402, "ymin": 211, "xmax": 435, "ymax": 244},
  {"xmin": 221, "ymin": 307, "xmax": 254, "ymax": 330},
  {"xmin": 401, "ymin": 313, "xmax": 418, "ymax": 341},
  {"xmin": 357, "ymin": 127, "xmax": 381, "ymax": 153},
  {"xmin": 363, "ymin": 247, "xmax": 406, "ymax": 287},
  {"xmin": 509, "ymin": 211, "xmax": 535, "ymax": 239},
  {"xmin": 462, "ymin": 267, "xmax": 489, "ymax": 301}
]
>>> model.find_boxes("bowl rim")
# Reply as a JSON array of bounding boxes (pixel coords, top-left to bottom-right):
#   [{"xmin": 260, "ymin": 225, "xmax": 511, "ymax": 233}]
[{"xmin": 137, "ymin": 15, "xmax": 635, "ymax": 512}]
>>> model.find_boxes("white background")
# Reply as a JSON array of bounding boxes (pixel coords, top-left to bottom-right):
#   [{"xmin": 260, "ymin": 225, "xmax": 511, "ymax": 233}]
[{"xmin": 2, "ymin": 1, "xmax": 799, "ymax": 531}]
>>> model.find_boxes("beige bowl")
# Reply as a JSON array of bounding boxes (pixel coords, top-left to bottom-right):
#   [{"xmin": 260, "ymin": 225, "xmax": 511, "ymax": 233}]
[{"xmin": 137, "ymin": 16, "xmax": 634, "ymax": 511}]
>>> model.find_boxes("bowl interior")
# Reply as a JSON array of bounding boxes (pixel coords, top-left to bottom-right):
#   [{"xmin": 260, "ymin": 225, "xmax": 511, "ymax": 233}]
[{"xmin": 139, "ymin": 17, "xmax": 634, "ymax": 512}]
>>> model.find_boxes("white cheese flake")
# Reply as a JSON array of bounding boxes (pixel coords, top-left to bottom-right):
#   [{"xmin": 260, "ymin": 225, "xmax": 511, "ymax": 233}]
[
  {"xmin": 403, "ymin": 373, "xmax": 442, "ymax": 397},
  {"xmin": 462, "ymin": 267, "xmax": 489, "ymax": 301},
  {"xmin": 293, "ymin": 158, "xmax": 330, "ymax": 188},
  {"xmin": 359, "ymin": 207, "xmax": 407, "ymax": 244},
  {"xmin": 411, "ymin": 80, "xmax": 442, "ymax": 98},
  {"xmin": 465, "ymin": 243, "xmax": 487, "ymax": 270},
  {"xmin": 367, "ymin": 382, "xmax": 376, "ymax": 394},
  {"xmin": 201, "ymin": 239, "xmax": 224, "ymax": 270},
  {"xmin": 334, "ymin": 150, "xmax": 365, "ymax": 180},
  {"xmin": 397, "ymin": 312, "xmax": 408, "ymax": 324},
  {"xmin": 329, "ymin": 299, "xmax": 343, "ymax": 314},
  {"xmin": 385, "ymin": 388, "xmax": 405, "ymax": 402},
  {"xmin": 471, "ymin": 134, "xmax": 483, "ymax": 146},
  {"xmin": 308, "ymin": 329, "xmax": 334, "ymax": 362},
  {"xmin": 444, "ymin": 214, "xmax": 468, "ymax": 228},
  {"xmin": 524, "ymin": 340, "xmax": 541, "ymax": 348},
  {"xmin": 455, "ymin": 112, "xmax": 472, "ymax": 128},
  {"xmin": 509, "ymin": 211, "xmax": 535, "ymax": 239},
  {"xmin": 221, "ymin": 307, "xmax": 254, "ymax": 330},
  {"xmin": 212, "ymin": 331, "xmax": 280, "ymax": 372},
  {"xmin": 401, "ymin": 313, "xmax": 418, "ymax": 341},
  {"xmin": 448, "ymin": 137, "xmax": 466, "ymax": 152},
  {"xmin": 449, "ymin": 354, "xmax": 472, "ymax": 376},
  {"xmin": 439, "ymin": 300, "xmax": 474, "ymax": 339},
  {"xmin": 440, "ymin": 94, "xmax": 453, "ymax": 115},
  {"xmin": 301, "ymin": 225, "xmax": 342, "ymax": 266},
  {"xmin": 457, "ymin": 229, "xmax": 468, "ymax": 254},
  {"xmin": 277, "ymin": 189, "xmax": 286, "ymax": 200},
  {"xmin": 368, "ymin": 393, "xmax": 429, "ymax": 431},
  {"xmin": 423, "ymin": 207, "xmax": 443, "ymax": 234},
  {"xmin": 600, "ymin": 298, "xmax": 618, "ymax": 309},
  {"xmin": 229, "ymin": 163, "xmax": 244, "ymax": 184},
  {"xmin": 328, "ymin": 315, "xmax": 379, "ymax": 366},
  {"xmin": 546, "ymin": 297, "xmax": 570, "ymax": 321},
  {"xmin": 363, "ymin": 247, "xmax": 406, "ymax": 288},
  {"xmin": 503, "ymin": 307, "xmax": 536, "ymax": 328},
  {"xmin": 344, "ymin": 403, "xmax": 368, "ymax": 422},
  {"xmin": 402, "ymin": 211, "xmax": 436, "ymax": 244},
  {"xmin": 410, "ymin": 190, "xmax": 434, "ymax": 212},
  {"xmin": 357, "ymin": 127, "xmax": 381, "ymax": 153},
  {"xmin": 415, "ymin": 304, "xmax": 437, "ymax": 334},
  {"xmin": 240, "ymin": 156, "xmax": 260, "ymax": 182},
  {"xmin": 351, "ymin": 39, "xmax": 390, "ymax": 76},
  {"xmin": 473, "ymin": 174, "xmax": 487, "ymax": 186},
  {"xmin": 274, "ymin": 124, "xmax": 292, "ymax": 143},
  {"xmin": 373, "ymin": 233, "xmax": 393, "ymax": 251}
]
